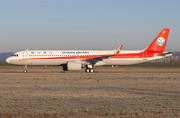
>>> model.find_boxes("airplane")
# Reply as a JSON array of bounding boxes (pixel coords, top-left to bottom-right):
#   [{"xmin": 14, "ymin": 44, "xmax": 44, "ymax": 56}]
[{"xmin": 6, "ymin": 28, "xmax": 172, "ymax": 73}]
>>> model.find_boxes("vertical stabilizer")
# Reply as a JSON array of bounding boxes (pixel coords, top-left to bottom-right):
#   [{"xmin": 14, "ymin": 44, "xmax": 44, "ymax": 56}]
[{"xmin": 145, "ymin": 28, "xmax": 170, "ymax": 53}]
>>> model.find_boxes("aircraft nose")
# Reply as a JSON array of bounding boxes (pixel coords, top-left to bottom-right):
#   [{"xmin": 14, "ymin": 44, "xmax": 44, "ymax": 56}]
[{"xmin": 6, "ymin": 57, "xmax": 10, "ymax": 64}]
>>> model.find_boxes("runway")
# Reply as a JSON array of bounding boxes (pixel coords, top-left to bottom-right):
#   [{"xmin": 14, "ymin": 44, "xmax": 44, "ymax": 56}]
[
  {"xmin": 0, "ymin": 71, "xmax": 180, "ymax": 117},
  {"xmin": 1, "ymin": 66, "xmax": 180, "ymax": 73}
]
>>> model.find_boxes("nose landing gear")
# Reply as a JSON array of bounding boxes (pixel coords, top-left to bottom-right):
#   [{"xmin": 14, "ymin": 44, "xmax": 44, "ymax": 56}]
[{"xmin": 24, "ymin": 65, "xmax": 27, "ymax": 73}]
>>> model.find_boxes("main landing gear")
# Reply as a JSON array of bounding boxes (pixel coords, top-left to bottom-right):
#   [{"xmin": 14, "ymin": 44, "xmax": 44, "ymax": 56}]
[
  {"xmin": 24, "ymin": 65, "xmax": 27, "ymax": 73},
  {"xmin": 85, "ymin": 68, "xmax": 95, "ymax": 73},
  {"xmin": 85, "ymin": 64, "xmax": 95, "ymax": 73}
]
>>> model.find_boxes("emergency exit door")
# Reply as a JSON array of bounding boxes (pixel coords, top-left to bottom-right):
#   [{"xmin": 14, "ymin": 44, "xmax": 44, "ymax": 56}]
[{"xmin": 143, "ymin": 52, "xmax": 147, "ymax": 60}]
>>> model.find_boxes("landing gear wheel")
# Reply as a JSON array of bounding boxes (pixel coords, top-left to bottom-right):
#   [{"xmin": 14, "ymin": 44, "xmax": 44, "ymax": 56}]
[
  {"xmin": 85, "ymin": 68, "xmax": 95, "ymax": 73},
  {"xmin": 85, "ymin": 69, "xmax": 90, "ymax": 73},
  {"xmin": 23, "ymin": 69, "xmax": 27, "ymax": 73},
  {"xmin": 23, "ymin": 65, "xmax": 27, "ymax": 73},
  {"xmin": 90, "ymin": 68, "xmax": 94, "ymax": 73}
]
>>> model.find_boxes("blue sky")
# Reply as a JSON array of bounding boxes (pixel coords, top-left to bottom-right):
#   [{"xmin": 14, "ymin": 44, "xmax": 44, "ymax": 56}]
[{"xmin": 0, "ymin": 0, "xmax": 180, "ymax": 53}]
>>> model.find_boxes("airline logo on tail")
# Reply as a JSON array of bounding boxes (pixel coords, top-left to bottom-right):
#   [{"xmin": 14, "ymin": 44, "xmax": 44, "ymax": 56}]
[
  {"xmin": 145, "ymin": 28, "xmax": 170, "ymax": 53},
  {"xmin": 157, "ymin": 37, "xmax": 165, "ymax": 46}
]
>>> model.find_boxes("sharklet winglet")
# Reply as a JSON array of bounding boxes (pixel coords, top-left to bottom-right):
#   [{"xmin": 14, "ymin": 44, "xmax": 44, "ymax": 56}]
[{"xmin": 115, "ymin": 45, "xmax": 123, "ymax": 55}]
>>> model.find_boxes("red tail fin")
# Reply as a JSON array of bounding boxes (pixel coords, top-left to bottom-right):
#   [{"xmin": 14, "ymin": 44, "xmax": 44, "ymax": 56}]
[{"xmin": 145, "ymin": 28, "xmax": 170, "ymax": 53}]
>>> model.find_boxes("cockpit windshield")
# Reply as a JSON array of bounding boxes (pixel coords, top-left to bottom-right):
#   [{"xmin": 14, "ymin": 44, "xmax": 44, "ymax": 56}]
[{"xmin": 12, "ymin": 54, "xmax": 18, "ymax": 57}]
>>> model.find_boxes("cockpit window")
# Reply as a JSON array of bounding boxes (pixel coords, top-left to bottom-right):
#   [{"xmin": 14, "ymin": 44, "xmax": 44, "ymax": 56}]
[{"xmin": 12, "ymin": 54, "xmax": 18, "ymax": 57}]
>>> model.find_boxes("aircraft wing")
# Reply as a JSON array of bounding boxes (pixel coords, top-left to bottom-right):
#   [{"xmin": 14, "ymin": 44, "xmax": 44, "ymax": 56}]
[
  {"xmin": 82, "ymin": 45, "xmax": 123, "ymax": 64},
  {"xmin": 84, "ymin": 54, "xmax": 116, "ymax": 63}
]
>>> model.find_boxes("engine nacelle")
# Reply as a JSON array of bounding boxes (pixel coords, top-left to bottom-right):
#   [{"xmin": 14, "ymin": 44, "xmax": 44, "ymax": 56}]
[{"xmin": 66, "ymin": 61, "xmax": 82, "ymax": 71}]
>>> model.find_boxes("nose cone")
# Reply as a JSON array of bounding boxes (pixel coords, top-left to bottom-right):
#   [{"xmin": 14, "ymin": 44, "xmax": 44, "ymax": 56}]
[{"xmin": 6, "ymin": 57, "xmax": 10, "ymax": 64}]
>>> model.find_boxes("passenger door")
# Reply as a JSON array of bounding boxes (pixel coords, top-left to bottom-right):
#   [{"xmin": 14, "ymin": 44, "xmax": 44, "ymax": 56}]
[{"xmin": 23, "ymin": 51, "xmax": 28, "ymax": 59}]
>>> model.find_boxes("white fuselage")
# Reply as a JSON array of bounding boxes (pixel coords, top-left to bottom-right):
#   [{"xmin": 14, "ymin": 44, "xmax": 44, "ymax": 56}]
[{"xmin": 6, "ymin": 49, "xmax": 172, "ymax": 66}]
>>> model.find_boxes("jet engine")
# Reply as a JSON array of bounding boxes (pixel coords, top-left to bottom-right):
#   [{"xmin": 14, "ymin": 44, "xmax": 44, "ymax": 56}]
[{"xmin": 65, "ymin": 61, "xmax": 82, "ymax": 71}]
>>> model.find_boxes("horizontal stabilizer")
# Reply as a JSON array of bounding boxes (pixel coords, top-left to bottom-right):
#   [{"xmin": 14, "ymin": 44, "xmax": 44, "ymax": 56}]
[{"xmin": 154, "ymin": 52, "xmax": 173, "ymax": 57}]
